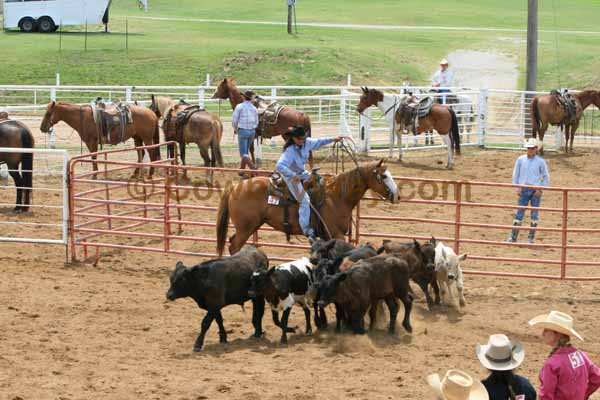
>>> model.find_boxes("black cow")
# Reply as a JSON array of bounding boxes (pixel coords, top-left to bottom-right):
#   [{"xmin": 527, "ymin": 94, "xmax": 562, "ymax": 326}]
[
  {"xmin": 317, "ymin": 255, "xmax": 413, "ymax": 335},
  {"xmin": 249, "ymin": 257, "xmax": 315, "ymax": 344},
  {"xmin": 309, "ymin": 239, "xmax": 354, "ymax": 266},
  {"xmin": 377, "ymin": 239, "xmax": 440, "ymax": 310},
  {"xmin": 166, "ymin": 245, "xmax": 268, "ymax": 352}
]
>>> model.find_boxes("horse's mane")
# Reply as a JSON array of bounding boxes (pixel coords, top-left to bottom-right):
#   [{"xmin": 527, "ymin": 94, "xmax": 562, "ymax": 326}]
[{"xmin": 327, "ymin": 162, "xmax": 377, "ymax": 198}]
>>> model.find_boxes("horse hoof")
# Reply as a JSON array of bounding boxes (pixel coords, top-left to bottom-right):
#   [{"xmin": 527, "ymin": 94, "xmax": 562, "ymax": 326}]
[
  {"xmin": 192, "ymin": 346, "xmax": 202, "ymax": 353},
  {"xmin": 306, "ymin": 329, "xmax": 313, "ymax": 336},
  {"xmin": 403, "ymin": 323, "xmax": 413, "ymax": 334}
]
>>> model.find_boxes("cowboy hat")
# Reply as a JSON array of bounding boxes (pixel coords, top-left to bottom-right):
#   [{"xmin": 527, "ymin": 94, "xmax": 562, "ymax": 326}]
[
  {"xmin": 529, "ymin": 310, "xmax": 583, "ymax": 341},
  {"xmin": 476, "ymin": 334, "xmax": 525, "ymax": 371},
  {"xmin": 524, "ymin": 138, "xmax": 538, "ymax": 148},
  {"xmin": 426, "ymin": 369, "xmax": 489, "ymax": 400},
  {"xmin": 242, "ymin": 90, "xmax": 255, "ymax": 100},
  {"xmin": 290, "ymin": 125, "xmax": 307, "ymax": 139},
  {"xmin": 440, "ymin": 59, "xmax": 449, "ymax": 65}
]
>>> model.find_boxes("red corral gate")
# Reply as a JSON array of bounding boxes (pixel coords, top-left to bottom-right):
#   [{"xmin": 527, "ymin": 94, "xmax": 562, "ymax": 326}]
[{"xmin": 69, "ymin": 143, "xmax": 600, "ymax": 280}]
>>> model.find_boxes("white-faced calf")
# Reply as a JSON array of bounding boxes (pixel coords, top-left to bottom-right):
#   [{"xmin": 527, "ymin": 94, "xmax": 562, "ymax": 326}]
[{"xmin": 434, "ymin": 241, "xmax": 467, "ymax": 307}]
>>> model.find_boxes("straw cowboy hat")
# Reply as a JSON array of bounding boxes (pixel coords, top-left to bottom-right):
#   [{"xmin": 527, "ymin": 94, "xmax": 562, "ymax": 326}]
[
  {"xmin": 426, "ymin": 369, "xmax": 489, "ymax": 400},
  {"xmin": 476, "ymin": 334, "xmax": 525, "ymax": 371},
  {"xmin": 524, "ymin": 138, "xmax": 538, "ymax": 148},
  {"xmin": 529, "ymin": 310, "xmax": 584, "ymax": 341},
  {"xmin": 440, "ymin": 58, "xmax": 449, "ymax": 65}
]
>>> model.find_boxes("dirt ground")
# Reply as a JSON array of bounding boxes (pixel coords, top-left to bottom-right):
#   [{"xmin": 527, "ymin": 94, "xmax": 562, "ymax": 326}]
[{"xmin": 2, "ymin": 140, "xmax": 600, "ymax": 399}]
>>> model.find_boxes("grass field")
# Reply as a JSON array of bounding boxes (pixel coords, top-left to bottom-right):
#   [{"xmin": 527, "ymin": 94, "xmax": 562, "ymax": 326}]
[{"xmin": 0, "ymin": 0, "xmax": 599, "ymax": 88}]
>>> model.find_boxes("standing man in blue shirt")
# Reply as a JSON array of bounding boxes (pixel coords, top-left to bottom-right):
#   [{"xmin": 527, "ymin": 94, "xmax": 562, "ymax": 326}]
[
  {"xmin": 507, "ymin": 138, "xmax": 550, "ymax": 244},
  {"xmin": 276, "ymin": 126, "xmax": 343, "ymax": 243},
  {"xmin": 232, "ymin": 90, "xmax": 259, "ymax": 176}
]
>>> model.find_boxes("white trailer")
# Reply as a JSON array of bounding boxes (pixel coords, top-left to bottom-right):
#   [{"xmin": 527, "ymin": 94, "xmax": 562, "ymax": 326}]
[{"xmin": 2, "ymin": 0, "xmax": 148, "ymax": 33}]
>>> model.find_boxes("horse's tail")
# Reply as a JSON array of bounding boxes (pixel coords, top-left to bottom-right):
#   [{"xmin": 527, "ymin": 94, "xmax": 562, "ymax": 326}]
[
  {"xmin": 531, "ymin": 97, "xmax": 541, "ymax": 139},
  {"xmin": 153, "ymin": 123, "xmax": 161, "ymax": 160},
  {"xmin": 216, "ymin": 183, "xmax": 233, "ymax": 257},
  {"xmin": 20, "ymin": 128, "xmax": 34, "ymax": 191},
  {"xmin": 212, "ymin": 120, "xmax": 224, "ymax": 167},
  {"xmin": 449, "ymin": 108, "xmax": 461, "ymax": 155}
]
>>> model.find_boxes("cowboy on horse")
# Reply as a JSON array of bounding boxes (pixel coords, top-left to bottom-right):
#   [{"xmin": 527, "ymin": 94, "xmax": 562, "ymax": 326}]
[{"xmin": 275, "ymin": 126, "xmax": 343, "ymax": 243}]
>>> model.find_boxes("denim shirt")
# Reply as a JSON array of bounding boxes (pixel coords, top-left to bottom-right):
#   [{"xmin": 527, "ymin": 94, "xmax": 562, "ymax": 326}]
[
  {"xmin": 276, "ymin": 137, "xmax": 335, "ymax": 180},
  {"xmin": 512, "ymin": 154, "xmax": 550, "ymax": 187}
]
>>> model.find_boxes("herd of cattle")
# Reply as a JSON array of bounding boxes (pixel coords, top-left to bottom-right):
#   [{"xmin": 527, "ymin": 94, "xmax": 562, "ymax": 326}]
[{"xmin": 166, "ymin": 238, "xmax": 467, "ymax": 352}]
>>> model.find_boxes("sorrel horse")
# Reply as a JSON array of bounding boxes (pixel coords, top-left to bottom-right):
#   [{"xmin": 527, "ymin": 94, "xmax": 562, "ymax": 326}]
[
  {"xmin": 40, "ymin": 101, "xmax": 160, "ymax": 176},
  {"xmin": 356, "ymin": 87, "xmax": 461, "ymax": 169},
  {"xmin": 531, "ymin": 90, "xmax": 600, "ymax": 153},
  {"xmin": 0, "ymin": 119, "xmax": 34, "ymax": 213},
  {"xmin": 211, "ymin": 78, "xmax": 313, "ymax": 167},
  {"xmin": 149, "ymin": 95, "xmax": 224, "ymax": 182},
  {"xmin": 216, "ymin": 159, "xmax": 399, "ymax": 256}
]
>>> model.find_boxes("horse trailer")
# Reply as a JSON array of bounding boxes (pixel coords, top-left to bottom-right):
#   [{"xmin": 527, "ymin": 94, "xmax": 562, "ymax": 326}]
[{"xmin": 2, "ymin": 0, "xmax": 148, "ymax": 33}]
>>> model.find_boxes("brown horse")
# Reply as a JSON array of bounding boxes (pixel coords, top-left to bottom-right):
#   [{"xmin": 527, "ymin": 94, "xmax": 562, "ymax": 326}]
[
  {"xmin": 40, "ymin": 101, "xmax": 160, "ymax": 176},
  {"xmin": 531, "ymin": 90, "xmax": 600, "ymax": 153},
  {"xmin": 356, "ymin": 87, "xmax": 461, "ymax": 169},
  {"xmin": 216, "ymin": 159, "xmax": 399, "ymax": 256},
  {"xmin": 0, "ymin": 119, "xmax": 34, "ymax": 213},
  {"xmin": 211, "ymin": 78, "xmax": 313, "ymax": 167},
  {"xmin": 149, "ymin": 95, "xmax": 224, "ymax": 182}
]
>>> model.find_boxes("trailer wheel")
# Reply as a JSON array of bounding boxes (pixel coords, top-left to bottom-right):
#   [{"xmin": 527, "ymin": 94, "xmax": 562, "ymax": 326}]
[
  {"xmin": 38, "ymin": 17, "xmax": 56, "ymax": 33},
  {"xmin": 18, "ymin": 17, "xmax": 36, "ymax": 33}
]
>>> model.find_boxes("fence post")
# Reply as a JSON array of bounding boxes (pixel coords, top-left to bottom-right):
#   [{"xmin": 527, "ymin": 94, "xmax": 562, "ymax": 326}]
[
  {"xmin": 164, "ymin": 170, "xmax": 171, "ymax": 252},
  {"xmin": 520, "ymin": 91, "xmax": 526, "ymax": 139},
  {"xmin": 478, "ymin": 88, "xmax": 488, "ymax": 148},
  {"xmin": 358, "ymin": 109, "xmax": 371, "ymax": 153},
  {"xmin": 198, "ymin": 87, "xmax": 205, "ymax": 108},
  {"xmin": 271, "ymin": 87, "xmax": 277, "ymax": 100},
  {"xmin": 454, "ymin": 181, "xmax": 462, "ymax": 254},
  {"xmin": 560, "ymin": 189, "xmax": 568, "ymax": 279},
  {"xmin": 339, "ymin": 89, "xmax": 348, "ymax": 135},
  {"xmin": 125, "ymin": 87, "xmax": 133, "ymax": 103},
  {"xmin": 50, "ymin": 87, "xmax": 57, "ymax": 102}
]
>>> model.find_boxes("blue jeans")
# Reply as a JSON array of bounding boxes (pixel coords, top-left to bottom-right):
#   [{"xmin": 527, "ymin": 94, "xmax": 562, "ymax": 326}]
[
  {"xmin": 515, "ymin": 188, "xmax": 542, "ymax": 221},
  {"xmin": 282, "ymin": 175, "xmax": 313, "ymax": 236},
  {"xmin": 237, "ymin": 128, "xmax": 255, "ymax": 158},
  {"xmin": 438, "ymin": 88, "xmax": 451, "ymax": 104}
]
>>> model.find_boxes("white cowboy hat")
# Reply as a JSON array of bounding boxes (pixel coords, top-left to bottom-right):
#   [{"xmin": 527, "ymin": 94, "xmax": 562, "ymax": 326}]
[
  {"xmin": 529, "ymin": 310, "xmax": 583, "ymax": 341},
  {"xmin": 440, "ymin": 59, "xmax": 449, "ymax": 65},
  {"xmin": 476, "ymin": 334, "xmax": 525, "ymax": 371},
  {"xmin": 524, "ymin": 138, "xmax": 538, "ymax": 148},
  {"xmin": 426, "ymin": 369, "xmax": 489, "ymax": 400}
]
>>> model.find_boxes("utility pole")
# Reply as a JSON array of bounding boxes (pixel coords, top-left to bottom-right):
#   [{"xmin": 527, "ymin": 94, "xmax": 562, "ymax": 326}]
[
  {"xmin": 287, "ymin": 0, "xmax": 296, "ymax": 35},
  {"xmin": 525, "ymin": 0, "xmax": 538, "ymax": 137}
]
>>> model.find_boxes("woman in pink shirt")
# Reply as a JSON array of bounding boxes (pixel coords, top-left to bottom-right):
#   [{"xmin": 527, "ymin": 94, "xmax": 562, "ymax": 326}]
[{"xmin": 529, "ymin": 310, "xmax": 600, "ymax": 400}]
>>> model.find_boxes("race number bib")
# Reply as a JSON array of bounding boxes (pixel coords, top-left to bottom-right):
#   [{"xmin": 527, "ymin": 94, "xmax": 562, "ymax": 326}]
[
  {"xmin": 267, "ymin": 195, "xmax": 280, "ymax": 206},
  {"xmin": 569, "ymin": 351, "xmax": 585, "ymax": 369}
]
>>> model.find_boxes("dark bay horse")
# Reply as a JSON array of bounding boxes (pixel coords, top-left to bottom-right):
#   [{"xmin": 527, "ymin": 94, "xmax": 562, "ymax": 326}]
[
  {"xmin": 150, "ymin": 95, "xmax": 224, "ymax": 182},
  {"xmin": 0, "ymin": 120, "xmax": 34, "ymax": 213},
  {"xmin": 211, "ymin": 78, "xmax": 313, "ymax": 167},
  {"xmin": 216, "ymin": 160, "xmax": 399, "ymax": 256},
  {"xmin": 531, "ymin": 90, "xmax": 600, "ymax": 153},
  {"xmin": 356, "ymin": 87, "xmax": 461, "ymax": 169},
  {"xmin": 40, "ymin": 101, "xmax": 161, "ymax": 176}
]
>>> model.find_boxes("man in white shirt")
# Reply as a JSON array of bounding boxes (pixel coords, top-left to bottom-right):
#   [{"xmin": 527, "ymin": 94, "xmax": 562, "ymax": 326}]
[
  {"xmin": 232, "ymin": 91, "xmax": 259, "ymax": 176},
  {"xmin": 431, "ymin": 59, "xmax": 455, "ymax": 104}
]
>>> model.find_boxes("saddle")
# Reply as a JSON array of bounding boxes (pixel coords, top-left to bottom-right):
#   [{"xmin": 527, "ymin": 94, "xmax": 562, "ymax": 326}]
[
  {"xmin": 253, "ymin": 97, "xmax": 285, "ymax": 137},
  {"xmin": 162, "ymin": 104, "xmax": 205, "ymax": 142},
  {"xmin": 396, "ymin": 96, "xmax": 435, "ymax": 134},
  {"xmin": 550, "ymin": 89, "xmax": 577, "ymax": 124},
  {"xmin": 93, "ymin": 101, "xmax": 133, "ymax": 144},
  {"xmin": 267, "ymin": 169, "xmax": 327, "ymax": 242}
]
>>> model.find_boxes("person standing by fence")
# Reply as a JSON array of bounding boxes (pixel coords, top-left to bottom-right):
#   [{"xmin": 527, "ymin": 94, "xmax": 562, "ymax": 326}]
[
  {"xmin": 506, "ymin": 138, "xmax": 550, "ymax": 244},
  {"xmin": 232, "ymin": 90, "xmax": 259, "ymax": 176}
]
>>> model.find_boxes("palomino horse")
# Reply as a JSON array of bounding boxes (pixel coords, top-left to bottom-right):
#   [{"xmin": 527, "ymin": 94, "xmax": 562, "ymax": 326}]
[
  {"xmin": 149, "ymin": 95, "xmax": 224, "ymax": 182},
  {"xmin": 356, "ymin": 87, "xmax": 460, "ymax": 169},
  {"xmin": 40, "ymin": 101, "xmax": 160, "ymax": 177},
  {"xmin": 216, "ymin": 159, "xmax": 399, "ymax": 256},
  {"xmin": 211, "ymin": 78, "xmax": 313, "ymax": 167},
  {"xmin": 531, "ymin": 90, "xmax": 600, "ymax": 153},
  {"xmin": 0, "ymin": 119, "xmax": 34, "ymax": 213}
]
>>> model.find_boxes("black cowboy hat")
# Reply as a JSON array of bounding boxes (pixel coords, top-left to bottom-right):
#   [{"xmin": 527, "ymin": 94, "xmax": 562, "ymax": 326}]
[
  {"xmin": 242, "ymin": 90, "xmax": 255, "ymax": 100},
  {"xmin": 290, "ymin": 126, "xmax": 307, "ymax": 139}
]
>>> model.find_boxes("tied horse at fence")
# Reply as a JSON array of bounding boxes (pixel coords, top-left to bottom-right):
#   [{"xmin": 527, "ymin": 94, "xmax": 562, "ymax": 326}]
[
  {"xmin": 40, "ymin": 101, "xmax": 161, "ymax": 177},
  {"xmin": 531, "ymin": 89, "xmax": 600, "ymax": 154},
  {"xmin": 216, "ymin": 159, "xmax": 399, "ymax": 256},
  {"xmin": 211, "ymin": 78, "xmax": 313, "ymax": 168},
  {"xmin": 0, "ymin": 119, "xmax": 34, "ymax": 213},
  {"xmin": 149, "ymin": 95, "xmax": 224, "ymax": 182},
  {"xmin": 356, "ymin": 87, "xmax": 461, "ymax": 169}
]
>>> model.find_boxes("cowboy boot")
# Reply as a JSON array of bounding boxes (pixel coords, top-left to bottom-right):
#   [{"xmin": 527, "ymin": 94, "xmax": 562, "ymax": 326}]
[
  {"xmin": 528, "ymin": 221, "xmax": 538, "ymax": 244},
  {"xmin": 506, "ymin": 219, "xmax": 522, "ymax": 243},
  {"xmin": 238, "ymin": 158, "xmax": 247, "ymax": 177}
]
